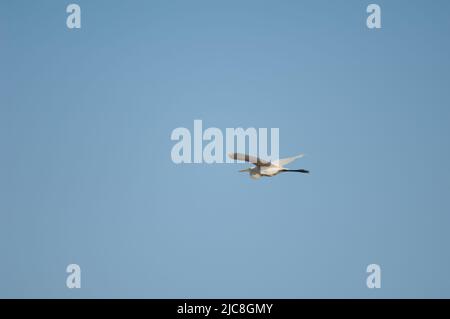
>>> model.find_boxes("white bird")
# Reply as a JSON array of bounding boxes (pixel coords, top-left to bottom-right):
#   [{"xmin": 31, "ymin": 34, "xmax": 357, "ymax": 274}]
[{"xmin": 228, "ymin": 153, "xmax": 309, "ymax": 179}]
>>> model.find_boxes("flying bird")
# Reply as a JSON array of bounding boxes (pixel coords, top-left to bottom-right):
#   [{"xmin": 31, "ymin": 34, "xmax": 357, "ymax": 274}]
[{"xmin": 228, "ymin": 153, "xmax": 309, "ymax": 179}]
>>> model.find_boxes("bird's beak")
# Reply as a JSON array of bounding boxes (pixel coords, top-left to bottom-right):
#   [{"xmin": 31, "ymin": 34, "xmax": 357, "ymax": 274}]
[{"xmin": 239, "ymin": 168, "xmax": 251, "ymax": 172}]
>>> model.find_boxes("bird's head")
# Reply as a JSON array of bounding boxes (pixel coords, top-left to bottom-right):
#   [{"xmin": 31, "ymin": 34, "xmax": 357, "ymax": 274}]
[
  {"xmin": 238, "ymin": 167, "xmax": 260, "ymax": 179},
  {"xmin": 249, "ymin": 172, "xmax": 262, "ymax": 179}
]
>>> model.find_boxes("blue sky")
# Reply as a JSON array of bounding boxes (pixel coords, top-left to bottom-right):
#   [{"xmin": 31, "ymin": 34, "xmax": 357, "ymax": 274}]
[{"xmin": 1, "ymin": 0, "xmax": 450, "ymax": 298}]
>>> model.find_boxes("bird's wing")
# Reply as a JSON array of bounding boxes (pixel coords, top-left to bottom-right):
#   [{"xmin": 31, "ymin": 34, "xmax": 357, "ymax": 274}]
[
  {"xmin": 273, "ymin": 154, "xmax": 304, "ymax": 167},
  {"xmin": 227, "ymin": 153, "xmax": 271, "ymax": 166}
]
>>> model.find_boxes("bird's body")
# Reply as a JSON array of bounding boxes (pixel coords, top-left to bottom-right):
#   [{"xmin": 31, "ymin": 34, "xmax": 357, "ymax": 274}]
[{"xmin": 228, "ymin": 153, "xmax": 309, "ymax": 179}]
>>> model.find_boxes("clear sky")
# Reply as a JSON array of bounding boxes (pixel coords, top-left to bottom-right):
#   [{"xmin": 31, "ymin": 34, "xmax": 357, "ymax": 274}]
[{"xmin": 1, "ymin": 0, "xmax": 450, "ymax": 298}]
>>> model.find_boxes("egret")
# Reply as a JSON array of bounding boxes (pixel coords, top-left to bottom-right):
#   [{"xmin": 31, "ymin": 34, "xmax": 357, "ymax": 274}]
[{"xmin": 228, "ymin": 153, "xmax": 309, "ymax": 179}]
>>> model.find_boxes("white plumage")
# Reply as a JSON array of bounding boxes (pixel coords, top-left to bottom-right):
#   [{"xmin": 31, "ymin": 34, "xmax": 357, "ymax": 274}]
[{"xmin": 228, "ymin": 153, "xmax": 309, "ymax": 179}]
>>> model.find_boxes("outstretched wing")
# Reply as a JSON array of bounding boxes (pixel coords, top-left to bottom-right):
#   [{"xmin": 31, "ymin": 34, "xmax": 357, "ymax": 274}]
[
  {"xmin": 227, "ymin": 153, "xmax": 271, "ymax": 166},
  {"xmin": 273, "ymin": 154, "xmax": 304, "ymax": 167}
]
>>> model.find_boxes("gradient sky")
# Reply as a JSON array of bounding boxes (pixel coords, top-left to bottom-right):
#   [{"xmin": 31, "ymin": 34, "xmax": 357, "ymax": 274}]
[{"xmin": 1, "ymin": 0, "xmax": 450, "ymax": 298}]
